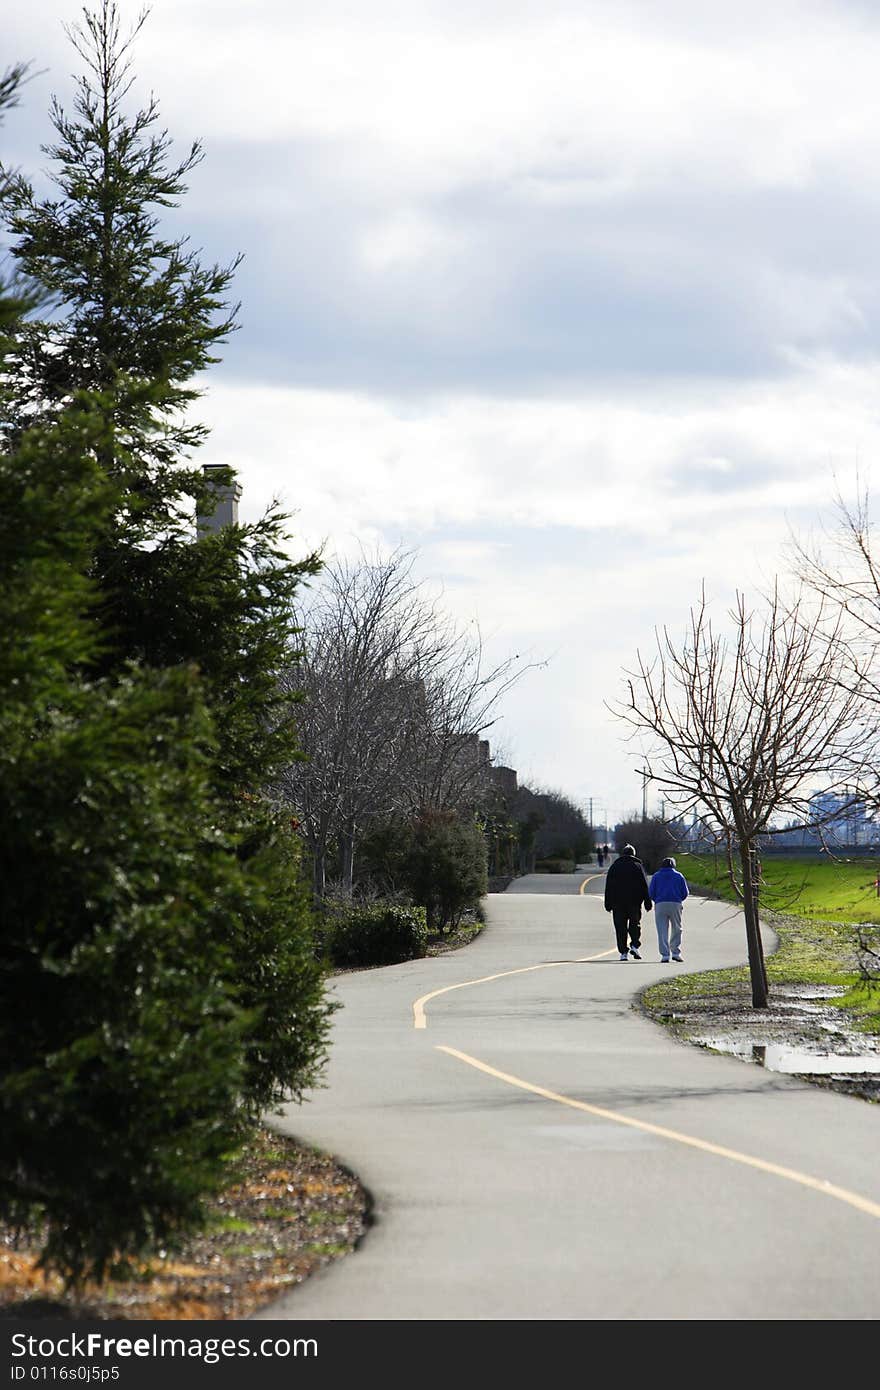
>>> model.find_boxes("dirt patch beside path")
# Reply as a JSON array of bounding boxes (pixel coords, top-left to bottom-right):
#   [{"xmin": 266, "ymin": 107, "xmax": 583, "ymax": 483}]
[
  {"xmin": 0, "ymin": 1125, "xmax": 370, "ymax": 1321},
  {"xmin": 640, "ymin": 977, "xmax": 880, "ymax": 1103}
]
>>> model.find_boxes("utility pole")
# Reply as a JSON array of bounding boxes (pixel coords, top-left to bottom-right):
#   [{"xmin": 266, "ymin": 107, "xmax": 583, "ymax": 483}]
[{"xmin": 638, "ymin": 768, "xmax": 648, "ymax": 820}]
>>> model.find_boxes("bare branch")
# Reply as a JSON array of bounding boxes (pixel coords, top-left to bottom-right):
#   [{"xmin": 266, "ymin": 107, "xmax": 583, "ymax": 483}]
[
  {"xmin": 275, "ymin": 546, "xmax": 540, "ymax": 895},
  {"xmin": 608, "ymin": 579, "xmax": 873, "ymax": 1006}
]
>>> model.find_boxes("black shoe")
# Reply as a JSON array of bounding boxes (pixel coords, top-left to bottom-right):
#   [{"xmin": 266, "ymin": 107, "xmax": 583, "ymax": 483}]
[
  {"xmin": 629, "ymin": 947, "xmax": 641, "ymax": 960},
  {"xmin": 672, "ymin": 954, "xmax": 683, "ymax": 962}
]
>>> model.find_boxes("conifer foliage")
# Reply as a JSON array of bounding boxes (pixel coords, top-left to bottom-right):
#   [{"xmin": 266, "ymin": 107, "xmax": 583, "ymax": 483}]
[
  {"xmin": 2, "ymin": 2, "xmax": 238, "ymax": 522},
  {"xmin": 0, "ymin": 10, "xmax": 331, "ymax": 1284}
]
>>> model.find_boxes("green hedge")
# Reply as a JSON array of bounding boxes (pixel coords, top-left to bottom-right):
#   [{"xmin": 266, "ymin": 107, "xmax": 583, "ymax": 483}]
[
  {"xmin": 319, "ymin": 901, "xmax": 428, "ymax": 968},
  {"xmin": 534, "ymin": 858, "xmax": 577, "ymax": 873}
]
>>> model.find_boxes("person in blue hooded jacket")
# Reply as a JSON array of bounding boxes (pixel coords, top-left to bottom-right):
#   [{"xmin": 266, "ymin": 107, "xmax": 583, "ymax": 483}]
[{"xmin": 648, "ymin": 856, "xmax": 689, "ymax": 963}]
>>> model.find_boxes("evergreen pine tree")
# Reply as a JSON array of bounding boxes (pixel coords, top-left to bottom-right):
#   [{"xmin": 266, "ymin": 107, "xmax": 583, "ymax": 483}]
[
  {"xmin": 1, "ymin": 1, "xmax": 331, "ymax": 1119},
  {"xmin": 1, "ymin": 2, "xmax": 238, "ymax": 532},
  {"xmin": 1, "ymin": 1, "xmax": 322, "ymax": 783},
  {"xmin": 0, "ymin": 395, "xmax": 253, "ymax": 1285},
  {"xmin": 0, "ymin": 18, "xmax": 333, "ymax": 1282}
]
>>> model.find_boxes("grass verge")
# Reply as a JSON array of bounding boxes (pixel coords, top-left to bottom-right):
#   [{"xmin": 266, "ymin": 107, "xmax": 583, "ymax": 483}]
[
  {"xmin": 676, "ymin": 851, "xmax": 880, "ymax": 924},
  {"xmin": 642, "ymin": 907, "xmax": 879, "ymax": 1036},
  {"xmin": 667, "ymin": 854, "xmax": 880, "ymax": 1034}
]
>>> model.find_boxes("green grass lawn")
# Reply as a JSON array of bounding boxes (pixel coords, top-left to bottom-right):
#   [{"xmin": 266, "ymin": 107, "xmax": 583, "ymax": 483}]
[
  {"xmin": 677, "ymin": 852, "xmax": 880, "ymax": 924},
  {"xmin": 664, "ymin": 854, "xmax": 880, "ymax": 1034}
]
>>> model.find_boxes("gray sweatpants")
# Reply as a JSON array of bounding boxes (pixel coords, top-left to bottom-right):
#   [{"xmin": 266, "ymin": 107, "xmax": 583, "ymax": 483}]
[{"xmin": 654, "ymin": 901, "xmax": 683, "ymax": 959}]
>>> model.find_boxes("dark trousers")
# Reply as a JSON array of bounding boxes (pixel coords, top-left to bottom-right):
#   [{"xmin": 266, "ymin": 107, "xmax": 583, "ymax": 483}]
[{"xmin": 611, "ymin": 907, "xmax": 642, "ymax": 954}]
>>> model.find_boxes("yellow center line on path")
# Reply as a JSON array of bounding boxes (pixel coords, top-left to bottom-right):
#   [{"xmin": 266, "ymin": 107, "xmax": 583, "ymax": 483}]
[
  {"xmin": 578, "ymin": 875, "xmax": 599, "ymax": 895},
  {"xmin": 437, "ymin": 1046, "xmax": 880, "ymax": 1222},
  {"xmin": 413, "ymin": 949, "xmax": 617, "ymax": 1030}
]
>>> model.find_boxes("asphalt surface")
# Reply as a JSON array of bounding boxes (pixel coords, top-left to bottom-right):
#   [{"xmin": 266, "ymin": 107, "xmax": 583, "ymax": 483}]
[{"xmin": 259, "ymin": 868, "xmax": 880, "ymax": 1321}]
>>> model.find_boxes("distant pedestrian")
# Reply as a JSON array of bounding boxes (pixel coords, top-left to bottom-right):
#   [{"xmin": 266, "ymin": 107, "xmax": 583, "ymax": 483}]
[
  {"xmin": 648, "ymin": 856, "xmax": 689, "ymax": 963},
  {"xmin": 603, "ymin": 844, "xmax": 652, "ymax": 961},
  {"xmin": 597, "ymin": 846, "xmax": 605, "ymax": 868}
]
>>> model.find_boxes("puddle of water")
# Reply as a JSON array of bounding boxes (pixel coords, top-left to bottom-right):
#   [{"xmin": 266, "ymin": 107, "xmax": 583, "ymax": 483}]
[
  {"xmin": 702, "ymin": 1039, "xmax": 880, "ymax": 1075},
  {"xmin": 774, "ymin": 985, "xmax": 845, "ymax": 1001}
]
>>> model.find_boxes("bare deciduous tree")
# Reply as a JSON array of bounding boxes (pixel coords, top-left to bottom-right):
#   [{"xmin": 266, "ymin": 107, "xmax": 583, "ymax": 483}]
[
  {"xmin": 509, "ymin": 784, "xmax": 593, "ymax": 870},
  {"xmin": 613, "ymin": 815, "xmax": 685, "ymax": 874},
  {"xmin": 610, "ymin": 583, "xmax": 869, "ymax": 1007},
  {"xmin": 791, "ymin": 481, "xmax": 880, "ymax": 775},
  {"xmin": 277, "ymin": 548, "xmax": 536, "ymax": 896},
  {"xmin": 790, "ymin": 483, "xmax": 880, "ymax": 997}
]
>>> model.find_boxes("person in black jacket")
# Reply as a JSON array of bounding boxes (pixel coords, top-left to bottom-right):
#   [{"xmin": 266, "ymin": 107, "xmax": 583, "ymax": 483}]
[{"xmin": 603, "ymin": 844, "xmax": 652, "ymax": 961}]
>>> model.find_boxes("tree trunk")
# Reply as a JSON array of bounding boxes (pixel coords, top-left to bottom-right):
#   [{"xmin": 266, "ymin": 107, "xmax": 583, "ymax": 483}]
[
  {"xmin": 340, "ymin": 822, "xmax": 356, "ymax": 896},
  {"xmin": 312, "ymin": 844, "xmax": 326, "ymax": 898},
  {"xmin": 740, "ymin": 843, "xmax": 769, "ymax": 1008}
]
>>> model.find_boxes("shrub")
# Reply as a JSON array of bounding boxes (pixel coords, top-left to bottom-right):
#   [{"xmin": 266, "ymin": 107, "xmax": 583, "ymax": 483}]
[
  {"xmin": 319, "ymin": 901, "xmax": 428, "ymax": 968},
  {"xmin": 356, "ymin": 818, "xmax": 411, "ymax": 898},
  {"xmin": 221, "ymin": 803, "xmax": 334, "ymax": 1114},
  {"xmin": 401, "ymin": 810, "xmax": 489, "ymax": 934},
  {"xmin": 0, "ymin": 665, "xmax": 250, "ymax": 1286},
  {"xmin": 534, "ymin": 858, "xmax": 577, "ymax": 873}
]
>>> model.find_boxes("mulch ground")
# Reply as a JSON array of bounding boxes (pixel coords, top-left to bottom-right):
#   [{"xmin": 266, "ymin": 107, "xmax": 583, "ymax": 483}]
[{"xmin": 0, "ymin": 1125, "xmax": 369, "ymax": 1321}]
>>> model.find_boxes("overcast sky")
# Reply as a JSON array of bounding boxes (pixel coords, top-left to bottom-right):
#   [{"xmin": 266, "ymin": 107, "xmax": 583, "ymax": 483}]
[{"xmin": 7, "ymin": 0, "xmax": 880, "ymax": 829}]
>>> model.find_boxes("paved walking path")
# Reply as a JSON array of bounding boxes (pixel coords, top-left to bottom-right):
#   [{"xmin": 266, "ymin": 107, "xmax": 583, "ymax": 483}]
[{"xmin": 257, "ymin": 871, "xmax": 880, "ymax": 1321}]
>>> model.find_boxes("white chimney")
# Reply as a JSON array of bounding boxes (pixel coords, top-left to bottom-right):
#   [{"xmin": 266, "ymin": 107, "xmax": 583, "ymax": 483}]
[{"xmin": 197, "ymin": 463, "xmax": 242, "ymax": 535}]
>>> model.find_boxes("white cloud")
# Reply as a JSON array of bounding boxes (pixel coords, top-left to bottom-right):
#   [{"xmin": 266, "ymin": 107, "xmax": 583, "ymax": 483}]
[
  {"xmin": 130, "ymin": 0, "xmax": 880, "ymax": 201},
  {"xmin": 14, "ymin": 0, "xmax": 880, "ymax": 817},
  {"xmin": 192, "ymin": 355, "xmax": 880, "ymax": 810},
  {"xmin": 358, "ymin": 210, "xmax": 463, "ymax": 272},
  {"xmin": 201, "ymin": 356, "xmax": 879, "ymax": 544}
]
